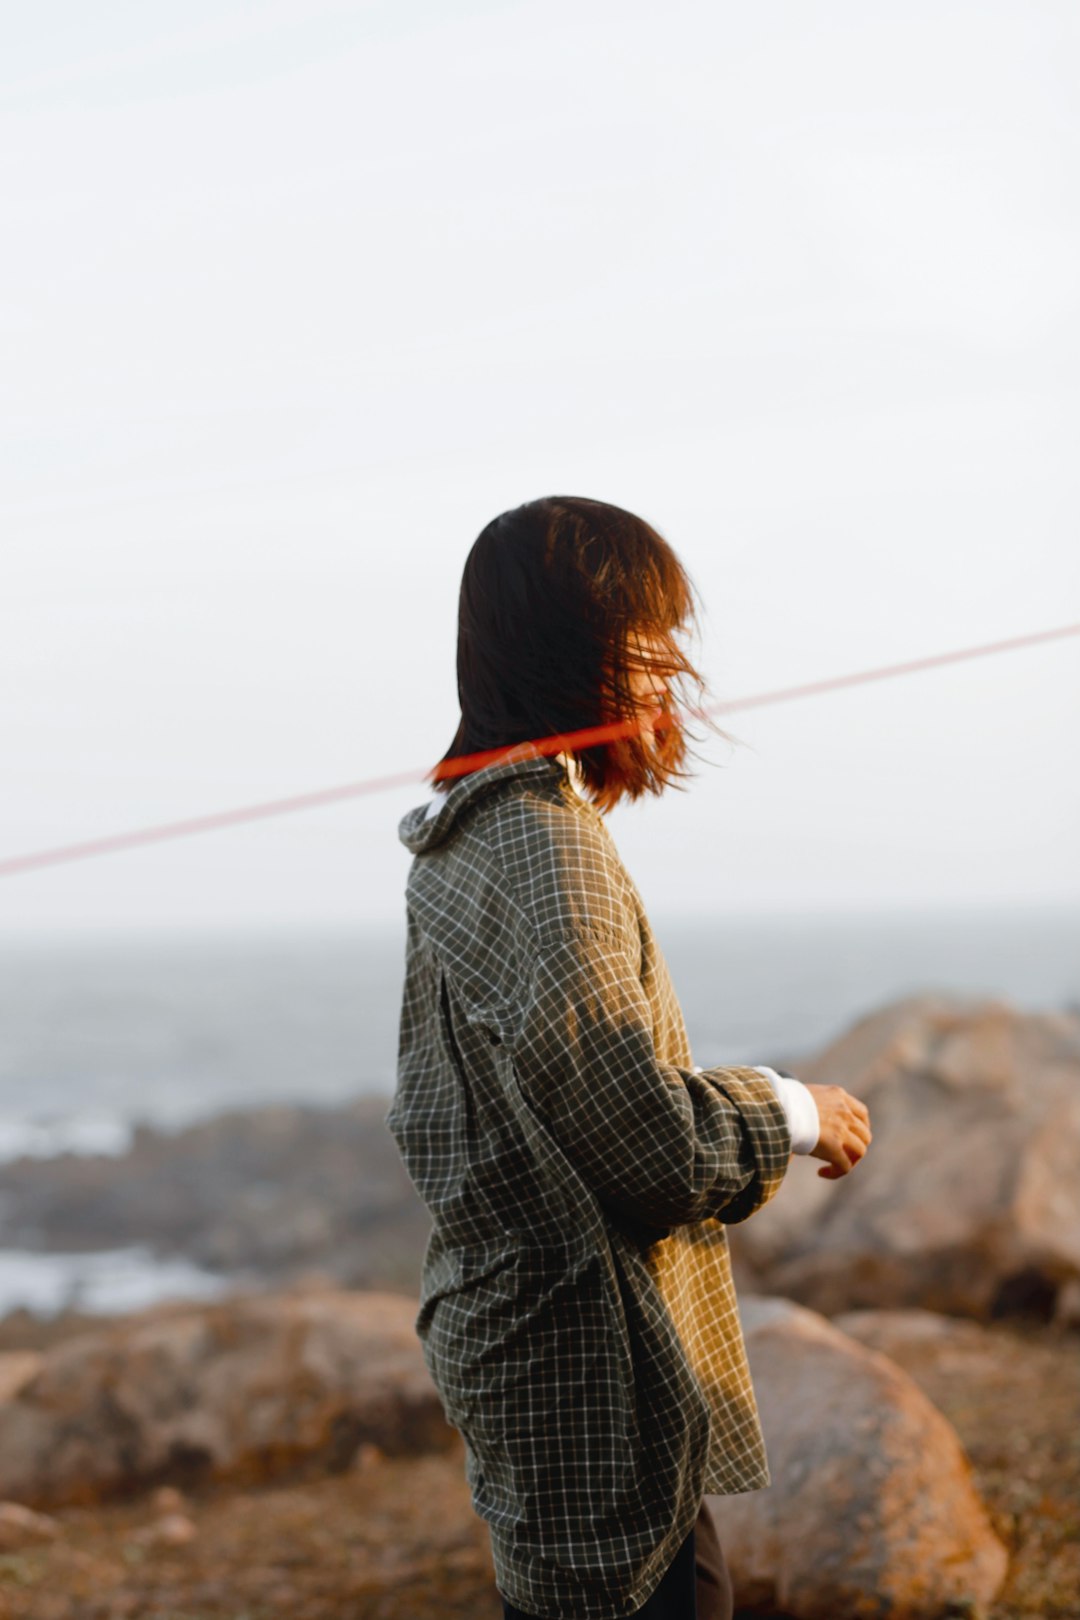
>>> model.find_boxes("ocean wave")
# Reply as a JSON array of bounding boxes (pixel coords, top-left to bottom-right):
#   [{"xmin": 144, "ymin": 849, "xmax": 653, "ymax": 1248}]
[{"xmin": 0, "ymin": 1115, "xmax": 134, "ymax": 1163}]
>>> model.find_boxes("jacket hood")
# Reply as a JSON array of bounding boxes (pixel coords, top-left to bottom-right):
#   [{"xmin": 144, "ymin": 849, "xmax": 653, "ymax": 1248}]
[{"xmin": 398, "ymin": 753, "xmax": 574, "ymax": 855}]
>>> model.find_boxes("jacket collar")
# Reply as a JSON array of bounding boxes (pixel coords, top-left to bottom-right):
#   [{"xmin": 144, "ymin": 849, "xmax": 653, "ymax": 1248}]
[{"xmin": 398, "ymin": 752, "xmax": 577, "ymax": 855}]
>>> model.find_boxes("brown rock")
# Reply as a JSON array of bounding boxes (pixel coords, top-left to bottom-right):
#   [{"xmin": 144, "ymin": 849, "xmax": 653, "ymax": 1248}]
[
  {"xmin": 0, "ymin": 1500, "xmax": 61, "ymax": 1549},
  {"xmin": 831, "ymin": 1306, "xmax": 996, "ymax": 1359},
  {"xmin": 706, "ymin": 1295, "xmax": 1008, "ymax": 1619},
  {"xmin": 0, "ymin": 1287, "xmax": 455, "ymax": 1509},
  {"xmin": 0, "ymin": 1352, "xmax": 41, "ymax": 1402},
  {"xmin": 150, "ymin": 1484, "xmax": 188, "ymax": 1512},
  {"xmin": 132, "ymin": 1511, "xmax": 198, "ymax": 1547},
  {"xmin": 734, "ymin": 996, "xmax": 1080, "ymax": 1319},
  {"xmin": 353, "ymin": 1441, "xmax": 385, "ymax": 1469},
  {"xmin": 1054, "ymin": 1276, "xmax": 1080, "ymax": 1328}
]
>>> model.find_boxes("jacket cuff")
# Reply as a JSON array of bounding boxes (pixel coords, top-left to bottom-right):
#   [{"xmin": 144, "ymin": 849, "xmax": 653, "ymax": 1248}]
[{"xmin": 695, "ymin": 1065, "xmax": 793, "ymax": 1224}]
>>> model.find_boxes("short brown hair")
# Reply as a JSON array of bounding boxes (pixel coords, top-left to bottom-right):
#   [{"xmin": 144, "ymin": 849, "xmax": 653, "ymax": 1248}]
[{"xmin": 434, "ymin": 495, "xmax": 720, "ymax": 813}]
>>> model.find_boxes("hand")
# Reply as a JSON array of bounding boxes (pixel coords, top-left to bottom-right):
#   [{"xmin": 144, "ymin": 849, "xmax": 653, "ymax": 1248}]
[{"xmin": 802, "ymin": 1083, "xmax": 872, "ymax": 1179}]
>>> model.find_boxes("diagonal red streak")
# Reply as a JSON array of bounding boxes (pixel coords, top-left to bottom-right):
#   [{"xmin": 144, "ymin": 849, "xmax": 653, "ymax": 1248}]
[{"xmin": 2, "ymin": 622, "xmax": 1077, "ymax": 880}]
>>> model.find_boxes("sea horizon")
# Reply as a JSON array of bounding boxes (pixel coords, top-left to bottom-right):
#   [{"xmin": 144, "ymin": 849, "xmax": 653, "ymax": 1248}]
[
  {"xmin": 0, "ymin": 900, "xmax": 1077, "ymax": 1318},
  {"xmin": 1, "ymin": 899, "xmax": 1076, "ymax": 1162}
]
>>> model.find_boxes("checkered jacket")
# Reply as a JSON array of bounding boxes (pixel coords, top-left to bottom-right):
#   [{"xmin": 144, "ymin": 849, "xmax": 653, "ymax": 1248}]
[{"xmin": 385, "ymin": 754, "xmax": 793, "ymax": 1618}]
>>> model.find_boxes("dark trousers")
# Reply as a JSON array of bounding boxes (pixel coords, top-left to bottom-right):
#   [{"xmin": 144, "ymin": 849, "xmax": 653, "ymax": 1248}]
[{"xmin": 500, "ymin": 1499, "xmax": 733, "ymax": 1620}]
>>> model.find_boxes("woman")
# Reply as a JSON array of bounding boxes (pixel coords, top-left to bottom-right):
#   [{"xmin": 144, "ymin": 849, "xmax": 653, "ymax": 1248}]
[{"xmin": 385, "ymin": 496, "xmax": 872, "ymax": 1619}]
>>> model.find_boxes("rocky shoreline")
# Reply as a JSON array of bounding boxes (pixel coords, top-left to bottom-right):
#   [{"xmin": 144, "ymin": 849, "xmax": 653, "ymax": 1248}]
[
  {"xmin": 4, "ymin": 992, "xmax": 1079, "ymax": 1329},
  {"xmin": 0, "ymin": 1092, "xmax": 431, "ymax": 1312},
  {"xmin": 1, "ymin": 992, "xmax": 1078, "ymax": 1618}
]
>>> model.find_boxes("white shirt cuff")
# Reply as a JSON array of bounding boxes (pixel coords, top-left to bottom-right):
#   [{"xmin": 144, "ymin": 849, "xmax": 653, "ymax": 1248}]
[
  {"xmin": 690, "ymin": 1062, "xmax": 820, "ymax": 1154},
  {"xmin": 751, "ymin": 1066, "xmax": 820, "ymax": 1154}
]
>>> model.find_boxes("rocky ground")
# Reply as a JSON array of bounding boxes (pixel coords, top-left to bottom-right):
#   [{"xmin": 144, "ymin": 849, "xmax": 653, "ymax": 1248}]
[
  {"xmin": 0, "ymin": 1311, "xmax": 1075, "ymax": 1620},
  {"xmin": 0, "ymin": 1442, "xmax": 498, "ymax": 1620},
  {"xmin": 832, "ymin": 1312, "xmax": 1080, "ymax": 1620}
]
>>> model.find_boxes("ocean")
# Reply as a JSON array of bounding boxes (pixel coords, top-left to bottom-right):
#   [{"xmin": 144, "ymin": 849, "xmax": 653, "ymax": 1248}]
[{"xmin": 0, "ymin": 905, "xmax": 1077, "ymax": 1316}]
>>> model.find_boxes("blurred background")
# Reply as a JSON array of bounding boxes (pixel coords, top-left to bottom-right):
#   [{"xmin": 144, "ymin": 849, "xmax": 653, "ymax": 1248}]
[{"xmin": 2, "ymin": 0, "xmax": 1078, "ymax": 1310}]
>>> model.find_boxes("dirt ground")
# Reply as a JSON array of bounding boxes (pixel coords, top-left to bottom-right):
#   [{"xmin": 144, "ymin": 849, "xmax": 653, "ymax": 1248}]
[{"xmin": 0, "ymin": 1316, "xmax": 1076, "ymax": 1620}]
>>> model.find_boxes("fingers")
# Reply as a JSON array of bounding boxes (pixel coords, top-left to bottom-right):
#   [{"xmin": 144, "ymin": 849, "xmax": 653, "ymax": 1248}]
[
  {"xmin": 848, "ymin": 1096, "xmax": 871, "ymax": 1130},
  {"xmin": 818, "ymin": 1119, "xmax": 871, "ymax": 1179},
  {"xmin": 839, "ymin": 1095, "xmax": 872, "ymax": 1143},
  {"xmin": 849, "ymin": 1116, "xmax": 873, "ymax": 1150},
  {"xmin": 803, "ymin": 1083, "xmax": 873, "ymax": 1180}
]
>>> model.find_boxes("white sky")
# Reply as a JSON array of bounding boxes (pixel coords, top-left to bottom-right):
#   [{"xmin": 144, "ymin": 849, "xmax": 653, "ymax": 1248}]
[{"xmin": 2, "ymin": 0, "xmax": 1078, "ymax": 933}]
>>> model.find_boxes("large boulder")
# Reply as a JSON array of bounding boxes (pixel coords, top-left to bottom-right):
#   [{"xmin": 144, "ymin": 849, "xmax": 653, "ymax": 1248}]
[
  {"xmin": 707, "ymin": 1295, "xmax": 1008, "ymax": 1619},
  {"xmin": 733, "ymin": 995, "xmax": 1080, "ymax": 1319},
  {"xmin": 0, "ymin": 1286, "xmax": 455, "ymax": 1509}
]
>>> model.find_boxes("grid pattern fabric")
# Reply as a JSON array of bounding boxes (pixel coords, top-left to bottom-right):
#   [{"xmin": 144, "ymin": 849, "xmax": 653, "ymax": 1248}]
[{"xmin": 385, "ymin": 754, "xmax": 793, "ymax": 1619}]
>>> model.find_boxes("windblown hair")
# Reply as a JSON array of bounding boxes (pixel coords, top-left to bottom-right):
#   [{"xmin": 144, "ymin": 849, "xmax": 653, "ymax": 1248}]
[{"xmin": 433, "ymin": 495, "xmax": 723, "ymax": 813}]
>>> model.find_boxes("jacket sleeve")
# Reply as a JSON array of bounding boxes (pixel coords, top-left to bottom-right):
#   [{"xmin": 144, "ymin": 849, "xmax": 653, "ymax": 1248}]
[{"xmin": 508, "ymin": 926, "xmax": 793, "ymax": 1230}]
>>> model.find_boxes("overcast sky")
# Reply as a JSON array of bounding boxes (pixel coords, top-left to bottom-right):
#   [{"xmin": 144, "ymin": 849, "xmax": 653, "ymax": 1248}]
[{"xmin": 2, "ymin": 0, "xmax": 1078, "ymax": 934}]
